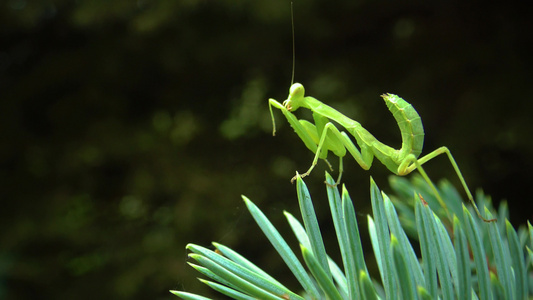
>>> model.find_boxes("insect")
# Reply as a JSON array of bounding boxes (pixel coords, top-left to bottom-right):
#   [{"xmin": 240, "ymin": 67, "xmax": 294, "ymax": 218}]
[{"xmin": 268, "ymin": 83, "xmax": 496, "ymax": 222}]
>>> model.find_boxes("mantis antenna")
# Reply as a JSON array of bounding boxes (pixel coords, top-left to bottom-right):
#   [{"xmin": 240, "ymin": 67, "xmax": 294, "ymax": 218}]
[{"xmin": 290, "ymin": 1, "xmax": 295, "ymax": 86}]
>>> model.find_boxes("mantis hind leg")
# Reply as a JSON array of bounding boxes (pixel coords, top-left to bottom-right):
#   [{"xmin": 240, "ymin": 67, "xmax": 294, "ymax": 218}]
[{"xmin": 399, "ymin": 148, "xmax": 496, "ymax": 222}]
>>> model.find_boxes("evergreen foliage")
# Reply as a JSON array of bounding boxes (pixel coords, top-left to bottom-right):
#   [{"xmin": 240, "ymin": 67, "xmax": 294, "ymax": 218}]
[{"xmin": 173, "ymin": 173, "xmax": 532, "ymax": 299}]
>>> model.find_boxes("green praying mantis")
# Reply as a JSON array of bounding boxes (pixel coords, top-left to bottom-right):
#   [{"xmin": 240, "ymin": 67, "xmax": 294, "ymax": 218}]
[{"xmin": 269, "ymin": 83, "xmax": 496, "ymax": 223}]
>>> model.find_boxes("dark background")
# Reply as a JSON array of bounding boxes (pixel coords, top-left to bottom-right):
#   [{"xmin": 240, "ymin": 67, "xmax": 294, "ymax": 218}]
[{"xmin": 1, "ymin": 0, "xmax": 531, "ymax": 299}]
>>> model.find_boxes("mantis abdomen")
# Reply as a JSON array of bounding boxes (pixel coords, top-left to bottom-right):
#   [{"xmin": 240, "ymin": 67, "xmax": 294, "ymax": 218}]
[{"xmin": 381, "ymin": 93, "xmax": 424, "ymax": 159}]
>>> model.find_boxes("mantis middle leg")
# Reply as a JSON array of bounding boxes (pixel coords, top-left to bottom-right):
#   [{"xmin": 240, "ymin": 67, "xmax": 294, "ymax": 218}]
[{"xmin": 294, "ymin": 120, "xmax": 375, "ymax": 185}]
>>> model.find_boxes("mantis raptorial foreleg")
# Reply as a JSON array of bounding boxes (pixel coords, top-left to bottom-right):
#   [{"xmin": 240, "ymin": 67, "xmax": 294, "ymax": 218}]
[
  {"xmin": 269, "ymin": 99, "xmax": 340, "ymax": 179},
  {"xmin": 269, "ymin": 83, "xmax": 496, "ymax": 222}
]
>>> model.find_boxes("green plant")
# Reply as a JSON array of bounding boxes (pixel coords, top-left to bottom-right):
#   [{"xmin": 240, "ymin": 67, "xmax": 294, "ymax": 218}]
[{"xmin": 171, "ymin": 173, "xmax": 533, "ymax": 299}]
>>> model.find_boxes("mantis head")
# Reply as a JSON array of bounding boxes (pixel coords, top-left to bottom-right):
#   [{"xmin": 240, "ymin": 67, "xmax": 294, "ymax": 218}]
[{"xmin": 282, "ymin": 83, "xmax": 305, "ymax": 111}]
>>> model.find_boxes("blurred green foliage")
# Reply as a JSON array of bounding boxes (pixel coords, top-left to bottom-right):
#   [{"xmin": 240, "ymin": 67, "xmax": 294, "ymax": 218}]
[{"xmin": 0, "ymin": 0, "xmax": 531, "ymax": 299}]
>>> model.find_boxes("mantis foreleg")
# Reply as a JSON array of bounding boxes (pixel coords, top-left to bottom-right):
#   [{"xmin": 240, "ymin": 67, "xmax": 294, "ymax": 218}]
[{"xmin": 270, "ymin": 99, "xmax": 337, "ymax": 173}]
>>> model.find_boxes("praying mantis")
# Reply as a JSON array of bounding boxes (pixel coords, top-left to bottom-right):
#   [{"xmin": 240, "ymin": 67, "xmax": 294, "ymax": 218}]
[{"xmin": 268, "ymin": 83, "xmax": 496, "ymax": 222}]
